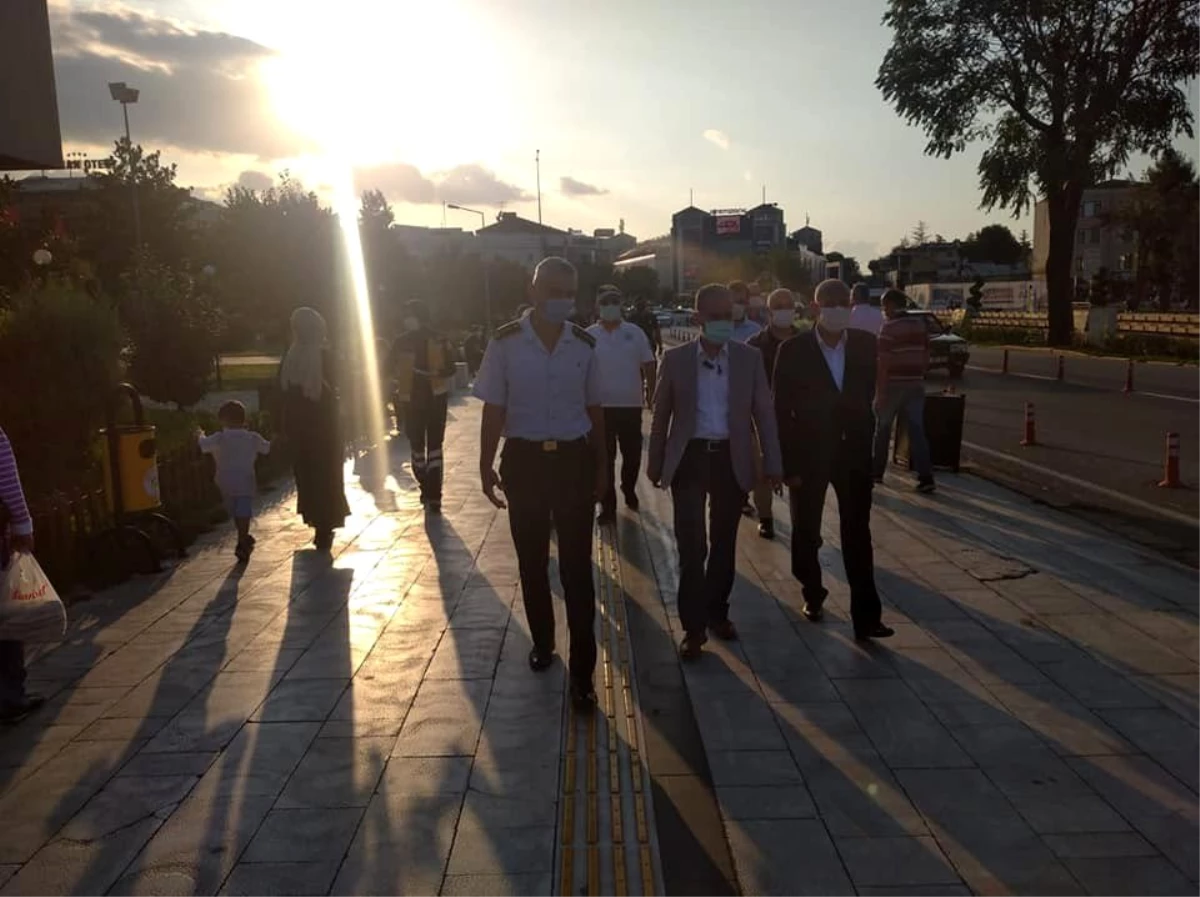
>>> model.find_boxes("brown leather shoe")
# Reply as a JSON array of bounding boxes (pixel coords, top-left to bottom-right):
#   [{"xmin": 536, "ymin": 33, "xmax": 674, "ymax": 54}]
[
  {"xmin": 679, "ymin": 633, "xmax": 707, "ymax": 660},
  {"xmin": 708, "ymin": 619, "xmax": 739, "ymax": 641}
]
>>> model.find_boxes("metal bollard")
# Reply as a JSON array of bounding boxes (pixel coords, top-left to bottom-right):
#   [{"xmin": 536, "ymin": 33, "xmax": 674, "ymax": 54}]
[
  {"xmin": 1001, "ymin": 348, "xmax": 1009, "ymax": 374},
  {"xmin": 1055, "ymin": 354, "xmax": 1065, "ymax": 382},
  {"xmin": 1123, "ymin": 358, "xmax": 1134, "ymax": 394},
  {"xmin": 1158, "ymin": 432, "xmax": 1182, "ymax": 487},
  {"xmin": 1020, "ymin": 402, "xmax": 1037, "ymax": 446}
]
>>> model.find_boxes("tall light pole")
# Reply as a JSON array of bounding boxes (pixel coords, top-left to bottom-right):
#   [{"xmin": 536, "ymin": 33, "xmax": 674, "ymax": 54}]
[
  {"xmin": 447, "ymin": 203, "xmax": 492, "ymax": 335},
  {"xmin": 108, "ymin": 81, "xmax": 142, "ymax": 254}
]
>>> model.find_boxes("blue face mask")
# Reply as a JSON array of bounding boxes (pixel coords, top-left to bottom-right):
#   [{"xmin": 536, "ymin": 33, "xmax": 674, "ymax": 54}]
[
  {"xmin": 541, "ymin": 298, "xmax": 575, "ymax": 323},
  {"xmin": 703, "ymin": 320, "xmax": 734, "ymax": 344},
  {"xmin": 598, "ymin": 304, "xmax": 622, "ymax": 323}
]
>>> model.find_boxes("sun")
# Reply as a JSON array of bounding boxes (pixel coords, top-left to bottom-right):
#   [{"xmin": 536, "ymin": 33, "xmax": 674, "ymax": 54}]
[{"xmin": 259, "ymin": 0, "xmax": 507, "ymax": 170}]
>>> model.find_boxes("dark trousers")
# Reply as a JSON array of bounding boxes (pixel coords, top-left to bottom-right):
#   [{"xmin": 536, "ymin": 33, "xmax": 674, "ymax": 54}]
[
  {"xmin": 670, "ymin": 440, "xmax": 745, "ymax": 636},
  {"xmin": 601, "ymin": 407, "xmax": 644, "ymax": 513},
  {"xmin": 500, "ymin": 438, "xmax": 597, "ymax": 686},
  {"xmin": 788, "ymin": 459, "xmax": 882, "ymax": 630},
  {"xmin": 405, "ymin": 392, "xmax": 449, "ymax": 502},
  {"xmin": 0, "ymin": 640, "xmax": 26, "ymax": 708}
]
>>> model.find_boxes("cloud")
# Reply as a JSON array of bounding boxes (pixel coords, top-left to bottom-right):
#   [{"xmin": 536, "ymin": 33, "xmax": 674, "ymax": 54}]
[
  {"xmin": 49, "ymin": 6, "xmax": 307, "ymax": 159},
  {"xmin": 559, "ymin": 176, "xmax": 608, "ymax": 197},
  {"xmin": 829, "ymin": 239, "xmax": 885, "ymax": 262},
  {"xmin": 703, "ymin": 129, "xmax": 731, "ymax": 150},
  {"xmin": 354, "ymin": 162, "xmax": 529, "ymax": 207},
  {"xmin": 237, "ymin": 170, "xmax": 273, "ymax": 191}
]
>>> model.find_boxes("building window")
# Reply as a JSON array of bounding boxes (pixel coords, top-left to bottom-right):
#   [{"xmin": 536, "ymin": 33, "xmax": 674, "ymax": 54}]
[
  {"xmin": 1090, "ymin": 228, "xmax": 1101, "ymax": 244},
  {"xmin": 1082, "ymin": 200, "xmax": 1101, "ymax": 217},
  {"xmin": 1075, "ymin": 256, "xmax": 1084, "ymax": 273}
]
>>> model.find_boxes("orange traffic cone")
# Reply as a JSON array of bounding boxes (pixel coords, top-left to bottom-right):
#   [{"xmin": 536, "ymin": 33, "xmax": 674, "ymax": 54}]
[
  {"xmin": 1020, "ymin": 402, "xmax": 1037, "ymax": 446},
  {"xmin": 1158, "ymin": 432, "xmax": 1182, "ymax": 488}
]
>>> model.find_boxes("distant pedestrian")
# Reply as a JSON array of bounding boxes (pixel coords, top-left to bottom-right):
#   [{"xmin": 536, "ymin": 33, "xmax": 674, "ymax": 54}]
[
  {"xmin": 474, "ymin": 256, "xmax": 608, "ymax": 712},
  {"xmin": 746, "ymin": 288, "xmax": 799, "ymax": 539},
  {"xmin": 463, "ymin": 326, "xmax": 485, "ymax": 377},
  {"xmin": 628, "ymin": 296, "xmax": 663, "ymax": 355},
  {"xmin": 728, "ymin": 281, "xmax": 763, "ymax": 342},
  {"xmin": 198, "ymin": 400, "xmax": 271, "ymax": 563},
  {"xmin": 873, "ymin": 289, "xmax": 935, "ymax": 493},
  {"xmin": 0, "ymin": 427, "xmax": 42, "ymax": 723},
  {"xmin": 587, "ymin": 286, "xmax": 656, "ymax": 524},
  {"xmin": 848, "ymin": 282, "xmax": 883, "ymax": 335},
  {"xmin": 390, "ymin": 300, "xmax": 458, "ymax": 512},
  {"xmin": 280, "ymin": 307, "xmax": 350, "ymax": 553},
  {"xmin": 648, "ymin": 283, "xmax": 781, "ymax": 660}
]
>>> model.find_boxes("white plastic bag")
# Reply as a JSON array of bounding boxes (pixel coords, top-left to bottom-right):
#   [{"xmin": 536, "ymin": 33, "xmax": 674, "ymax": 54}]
[{"xmin": 0, "ymin": 553, "xmax": 66, "ymax": 643}]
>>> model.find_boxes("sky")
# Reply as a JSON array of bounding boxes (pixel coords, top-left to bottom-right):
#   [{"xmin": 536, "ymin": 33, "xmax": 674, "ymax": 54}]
[{"xmin": 40, "ymin": 0, "xmax": 1200, "ymax": 262}]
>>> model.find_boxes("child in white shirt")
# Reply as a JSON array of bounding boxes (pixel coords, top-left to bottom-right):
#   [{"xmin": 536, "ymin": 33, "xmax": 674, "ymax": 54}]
[{"xmin": 198, "ymin": 401, "xmax": 270, "ymax": 562}]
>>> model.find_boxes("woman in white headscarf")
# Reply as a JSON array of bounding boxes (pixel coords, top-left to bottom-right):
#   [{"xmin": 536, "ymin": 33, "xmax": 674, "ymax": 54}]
[{"xmin": 280, "ymin": 307, "xmax": 349, "ymax": 552}]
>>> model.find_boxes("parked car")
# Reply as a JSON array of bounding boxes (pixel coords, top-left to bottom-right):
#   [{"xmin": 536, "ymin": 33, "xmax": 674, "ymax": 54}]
[{"xmin": 908, "ymin": 311, "xmax": 970, "ymax": 378}]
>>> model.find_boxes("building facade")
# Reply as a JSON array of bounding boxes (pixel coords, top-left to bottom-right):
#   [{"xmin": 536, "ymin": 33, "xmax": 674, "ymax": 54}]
[
  {"xmin": 1032, "ymin": 181, "xmax": 1137, "ymax": 286},
  {"xmin": 613, "ymin": 237, "xmax": 673, "ymax": 287},
  {"xmin": 670, "ymin": 203, "xmax": 787, "ymax": 293}
]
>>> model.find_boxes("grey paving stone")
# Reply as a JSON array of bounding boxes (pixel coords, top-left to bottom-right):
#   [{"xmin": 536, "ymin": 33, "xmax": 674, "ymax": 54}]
[
  {"xmin": 717, "ymin": 785, "xmax": 816, "ymax": 820},
  {"xmin": 275, "ymin": 736, "xmax": 392, "ymax": 809},
  {"xmin": 1065, "ymin": 754, "xmax": 1198, "ymax": 820},
  {"xmin": 1041, "ymin": 832, "xmax": 1160, "ymax": 859},
  {"xmin": 59, "ymin": 774, "xmax": 198, "ymax": 840},
  {"xmin": 392, "ymin": 679, "xmax": 491, "ymax": 757},
  {"xmin": 0, "ymin": 816, "xmax": 164, "ymax": 896},
  {"xmin": 896, "ymin": 768, "xmax": 1084, "ymax": 895},
  {"xmin": 835, "ymin": 835, "xmax": 962, "ymax": 887},
  {"xmin": 218, "ymin": 861, "xmax": 340, "ymax": 896},
  {"xmin": 726, "ymin": 818, "xmax": 854, "ymax": 895},
  {"xmin": 441, "ymin": 873, "xmax": 553, "ymax": 896},
  {"xmin": 856, "ymin": 887, "xmax": 970, "ymax": 896},
  {"xmin": 318, "ymin": 717, "xmax": 405, "ymax": 738},
  {"xmin": 460, "ymin": 790, "xmax": 559, "ymax": 829},
  {"xmin": 0, "ymin": 868, "xmax": 15, "ymax": 890},
  {"xmin": 805, "ymin": 758, "xmax": 930, "ymax": 838},
  {"xmin": 774, "ymin": 701, "xmax": 877, "ymax": 772},
  {"xmin": 1128, "ymin": 812, "xmax": 1200, "ymax": 882},
  {"xmin": 242, "ymin": 807, "xmax": 364, "ymax": 863},
  {"xmin": 75, "ymin": 715, "xmax": 169, "ymax": 741},
  {"xmin": 330, "ymin": 792, "xmax": 458, "ymax": 895},
  {"xmin": 707, "ymin": 750, "xmax": 804, "ymax": 786},
  {"xmin": 852, "ymin": 705, "xmax": 975, "ymax": 769},
  {"xmin": 691, "ymin": 693, "xmax": 786, "ymax": 752},
  {"xmin": 250, "ymin": 677, "xmax": 349, "ymax": 722},
  {"xmin": 117, "ymin": 750, "xmax": 219, "ymax": 778},
  {"xmin": 445, "ymin": 821, "xmax": 556, "ymax": 875},
  {"xmin": 448, "ymin": 596, "xmax": 513, "ymax": 630},
  {"xmin": 1064, "ymin": 855, "xmax": 1195, "ymax": 896},
  {"xmin": 379, "ymin": 756, "xmax": 473, "ymax": 795},
  {"xmin": 832, "ymin": 678, "xmax": 922, "ymax": 706}
]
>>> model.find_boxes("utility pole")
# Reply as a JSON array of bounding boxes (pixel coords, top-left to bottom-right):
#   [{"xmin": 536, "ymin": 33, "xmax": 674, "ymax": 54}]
[{"xmin": 535, "ymin": 149, "xmax": 542, "ymax": 224}]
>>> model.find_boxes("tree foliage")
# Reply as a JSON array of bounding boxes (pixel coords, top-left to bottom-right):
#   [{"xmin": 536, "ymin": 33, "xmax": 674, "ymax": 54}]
[
  {"xmin": 961, "ymin": 223, "xmax": 1025, "ymax": 265},
  {"xmin": 120, "ymin": 254, "xmax": 222, "ymax": 408},
  {"xmin": 877, "ymin": 0, "xmax": 1199, "ymax": 343}
]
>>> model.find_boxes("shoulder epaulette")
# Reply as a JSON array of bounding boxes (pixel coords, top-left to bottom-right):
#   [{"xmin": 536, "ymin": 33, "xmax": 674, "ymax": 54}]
[
  {"xmin": 572, "ymin": 323, "xmax": 596, "ymax": 347},
  {"xmin": 494, "ymin": 320, "xmax": 522, "ymax": 339}
]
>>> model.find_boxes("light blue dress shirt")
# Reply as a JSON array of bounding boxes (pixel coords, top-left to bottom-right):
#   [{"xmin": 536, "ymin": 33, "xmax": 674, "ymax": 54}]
[{"xmin": 473, "ymin": 316, "xmax": 602, "ymax": 440}]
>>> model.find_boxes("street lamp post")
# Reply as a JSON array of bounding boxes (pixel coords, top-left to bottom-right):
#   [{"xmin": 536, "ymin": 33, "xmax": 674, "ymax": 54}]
[
  {"xmin": 108, "ymin": 81, "xmax": 143, "ymax": 254},
  {"xmin": 447, "ymin": 203, "xmax": 492, "ymax": 335}
]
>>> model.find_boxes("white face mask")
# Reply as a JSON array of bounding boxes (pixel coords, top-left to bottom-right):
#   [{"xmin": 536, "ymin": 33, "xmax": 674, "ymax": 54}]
[
  {"xmin": 819, "ymin": 306, "xmax": 851, "ymax": 333},
  {"xmin": 770, "ymin": 309, "xmax": 796, "ymax": 329},
  {"xmin": 404, "ymin": 316, "xmax": 420, "ymax": 331}
]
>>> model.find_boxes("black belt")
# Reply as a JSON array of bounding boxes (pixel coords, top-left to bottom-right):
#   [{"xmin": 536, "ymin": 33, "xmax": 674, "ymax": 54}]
[
  {"xmin": 506, "ymin": 437, "xmax": 588, "ymax": 453},
  {"xmin": 689, "ymin": 438, "xmax": 729, "ymax": 453}
]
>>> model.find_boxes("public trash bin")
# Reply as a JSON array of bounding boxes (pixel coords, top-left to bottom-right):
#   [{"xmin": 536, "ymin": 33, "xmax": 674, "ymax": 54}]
[
  {"xmin": 100, "ymin": 384, "xmax": 162, "ymax": 515},
  {"xmin": 894, "ymin": 391, "xmax": 965, "ymax": 473}
]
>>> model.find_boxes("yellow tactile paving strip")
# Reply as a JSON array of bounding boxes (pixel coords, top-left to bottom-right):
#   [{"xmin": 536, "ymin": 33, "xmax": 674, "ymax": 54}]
[{"xmin": 558, "ymin": 526, "xmax": 662, "ymax": 896}]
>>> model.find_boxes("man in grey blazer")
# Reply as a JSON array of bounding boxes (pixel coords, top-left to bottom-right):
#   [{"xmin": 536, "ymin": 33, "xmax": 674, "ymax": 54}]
[{"xmin": 648, "ymin": 283, "xmax": 783, "ymax": 659}]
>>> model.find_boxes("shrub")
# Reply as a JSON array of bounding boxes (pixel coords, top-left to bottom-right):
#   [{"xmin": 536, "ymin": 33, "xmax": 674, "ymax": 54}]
[
  {"xmin": 121, "ymin": 255, "xmax": 222, "ymax": 409},
  {"xmin": 0, "ymin": 278, "xmax": 124, "ymax": 494}
]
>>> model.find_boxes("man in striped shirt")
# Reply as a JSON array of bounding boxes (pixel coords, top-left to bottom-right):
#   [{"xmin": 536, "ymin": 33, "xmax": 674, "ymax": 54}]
[
  {"xmin": 873, "ymin": 290, "xmax": 935, "ymax": 493},
  {"xmin": 0, "ymin": 427, "xmax": 42, "ymax": 722}
]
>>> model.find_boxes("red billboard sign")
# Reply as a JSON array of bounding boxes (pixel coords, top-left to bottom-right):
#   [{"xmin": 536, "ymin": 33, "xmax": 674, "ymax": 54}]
[{"xmin": 716, "ymin": 215, "xmax": 741, "ymax": 235}]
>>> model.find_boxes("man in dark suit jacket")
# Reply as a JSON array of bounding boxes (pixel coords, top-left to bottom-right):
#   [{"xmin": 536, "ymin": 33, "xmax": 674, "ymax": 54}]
[{"xmin": 772, "ymin": 279, "xmax": 894, "ymax": 641}]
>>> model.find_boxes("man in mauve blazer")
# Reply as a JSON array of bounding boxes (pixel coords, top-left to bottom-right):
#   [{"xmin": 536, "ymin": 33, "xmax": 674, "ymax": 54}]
[
  {"xmin": 773, "ymin": 278, "xmax": 893, "ymax": 641},
  {"xmin": 648, "ymin": 283, "xmax": 782, "ymax": 659}
]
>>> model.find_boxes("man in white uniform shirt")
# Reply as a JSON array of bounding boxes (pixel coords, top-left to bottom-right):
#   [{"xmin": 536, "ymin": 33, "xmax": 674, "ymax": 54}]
[
  {"xmin": 728, "ymin": 280, "xmax": 764, "ymax": 342},
  {"xmin": 587, "ymin": 286, "xmax": 656, "ymax": 525}
]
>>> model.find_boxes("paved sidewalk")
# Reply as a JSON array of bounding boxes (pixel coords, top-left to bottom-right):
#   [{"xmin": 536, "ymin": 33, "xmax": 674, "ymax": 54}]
[{"xmin": 0, "ymin": 394, "xmax": 1196, "ymax": 895}]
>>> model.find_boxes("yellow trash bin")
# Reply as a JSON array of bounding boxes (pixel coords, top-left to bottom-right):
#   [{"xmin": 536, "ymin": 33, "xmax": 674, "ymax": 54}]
[{"xmin": 100, "ymin": 384, "xmax": 162, "ymax": 516}]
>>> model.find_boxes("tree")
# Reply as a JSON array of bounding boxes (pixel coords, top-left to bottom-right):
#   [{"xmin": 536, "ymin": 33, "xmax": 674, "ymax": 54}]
[
  {"xmin": 911, "ymin": 220, "xmax": 931, "ymax": 246},
  {"xmin": 615, "ymin": 265, "xmax": 659, "ymax": 303},
  {"xmin": 962, "ymin": 223, "xmax": 1025, "ymax": 265},
  {"xmin": 877, "ymin": 0, "xmax": 1199, "ymax": 344},
  {"xmin": 967, "ymin": 278, "xmax": 985, "ymax": 313},
  {"xmin": 120, "ymin": 253, "xmax": 222, "ymax": 408},
  {"xmin": 825, "ymin": 251, "xmax": 863, "ymax": 283}
]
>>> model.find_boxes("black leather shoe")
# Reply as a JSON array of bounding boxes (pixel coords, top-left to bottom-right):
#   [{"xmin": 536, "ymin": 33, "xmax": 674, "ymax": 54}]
[
  {"xmin": 528, "ymin": 648, "xmax": 555, "ymax": 671},
  {"xmin": 855, "ymin": 623, "xmax": 895, "ymax": 641},
  {"xmin": 709, "ymin": 619, "xmax": 739, "ymax": 641},
  {"xmin": 0, "ymin": 694, "xmax": 45, "ymax": 724},
  {"xmin": 802, "ymin": 600, "xmax": 824, "ymax": 622},
  {"xmin": 758, "ymin": 518, "xmax": 775, "ymax": 540},
  {"xmin": 679, "ymin": 633, "xmax": 707, "ymax": 660},
  {"xmin": 570, "ymin": 680, "xmax": 597, "ymax": 713}
]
